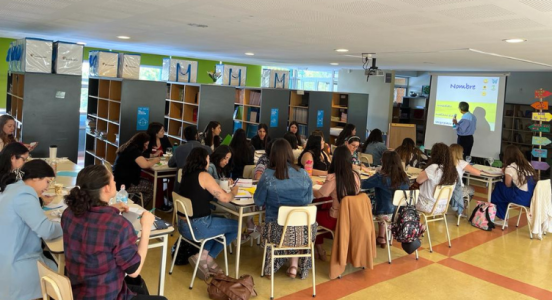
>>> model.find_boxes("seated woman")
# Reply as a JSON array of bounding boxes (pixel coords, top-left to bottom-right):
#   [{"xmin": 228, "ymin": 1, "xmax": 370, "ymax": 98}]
[
  {"xmin": 288, "ymin": 121, "xmax": 305, "ymax": 147},
  {"xmin": 395, "ymin": 138, "xmax": 428, "ymax": 168},
  {"xmin": 229, "ymin": 129, "xmax": 255, "ymax": 179},
  {"xmin": 254, "ymin": 139, "xmax": 274, "ymax": 180},
  {"xmin": 335, "ymin": 123, "xmax": 356, "ymax": 147},
  {"xmin": 361, "ymin": 151, "xmax": 410, "ymax": 247},
  {"xmin": 415, "ymin": 143, "xmax": 458, "ymax": 214},
  {"xmin": 283, "ymin": 132, "xmax": 302, "ymax": 164},
  {"xmin": 361, "ymin": 128, "xmax": 387, "ymax": 166},
  {"xmin": 344, "ymin": 136, "xmax": 370, "ymax": 173},
  {"xmin": 207, "ymin": 145, "xmax": 233, "ymax": 183},
  {"xmin": 492, "ymin": 145, "xmax": 537, "ymax": 220},
  {"xmin": 0, "ymin": 160, "xmax": 62, "ymax": 300},
  {"xmin": 312, "ymin": 129, "xmax": 331, "ymax": 156},
  {"xmin": 0, "ymin": 114, "xmax": 37, "ymax": 152},
  {"xmin": 449, "ymin": 144, "xmax": 481, "ymax": 216},
  {"xmin": 313, "ymin": 145, "xmax": 360, "ymax": 261},
  {"xmin": 144, "ymin": 122, "xmax": 172, "ymax": 158},
  {"xmin": 178, "ymin": 147, "xmax": 239, "ymax": 279},
  {"xmin": 113, "ymin": 132, "xmax": 161, "ymax": 208},
  {"xmin": 204, "ymin": 121, "xmax": 222, "ymax": 151},
  {"xmin": 0, "ymin": 142, "xmax": 29, "ymax": 192},
  {"xmin": 251, "ymin": 123, "xmax": 271, "ymax": 150},
  {"xmin": 254, "ymin": 138, "xmax": 314, "ymax": 279},
  {"xmin": 62, "ymin": 165, "xmax": 166, "ymax": 300},
  {"xmin": 299, "ymin": 135, "xmax": 331, "ymax": 176}
]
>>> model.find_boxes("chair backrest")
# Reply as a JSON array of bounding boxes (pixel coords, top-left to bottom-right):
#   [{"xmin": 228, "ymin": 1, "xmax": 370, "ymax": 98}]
[
  {"xmin": 330, "ymin": 144, "xmax": 337, "ymax": 154},
  {"xmin": 177, "ymin": 169, "xmax": 183, "ymax": 184},
  {"xmin": 172, "ymin": 192, "xmax": 201, "ymax": 242},
  {"xmin": 429, "ymin": 184, "xmax": 455, "ymax": 215},
  {"xmin": 407, "ymin": 167, "xmax": 423, "ymax": 174},
  {"xmin": 532, "ymin": 179, "xmax": 551, "ymax": 203},
  {"xmin": 359, "ymin": 153, "xmax": 373, "ymax": 165},
  {"xmin": 277, "ymin": 206, "xmax": 317, "ymax": 248},
  {"xmin": 392, "ymin": 189, "xmax": 419, "ymax": 206},
  {"xmin": 243, "ymin": 165, "xmax": 256, "ymax": 179},
  {"xmin": 103, "ymin": 161, "xmax": 113, "ymax": 172},
  {"xmin": 37, "ymin": 260, "xmax": 73, "ymax": 300}
]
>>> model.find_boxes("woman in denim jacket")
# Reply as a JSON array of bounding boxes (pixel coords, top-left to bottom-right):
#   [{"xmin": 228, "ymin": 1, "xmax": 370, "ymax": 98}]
[{"xmin": 254, "ymin": 138, "xmax": 314, "ymax": 279}]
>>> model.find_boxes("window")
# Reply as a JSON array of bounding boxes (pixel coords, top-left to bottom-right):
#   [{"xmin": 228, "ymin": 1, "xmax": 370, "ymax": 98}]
[{"xmin": 139, "ymin": 65, "xmax": 163, "ymax": 81}]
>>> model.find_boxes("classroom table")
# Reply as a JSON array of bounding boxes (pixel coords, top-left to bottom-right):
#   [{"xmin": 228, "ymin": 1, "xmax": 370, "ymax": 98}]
[
  {"xmin": 464, "ymin": 164, "xmax": 503, "ymax": 201},
  {"xmin": 42, "ymin": 159, "xmax": 174, "ymax": 296},
  {"xmin": 141, "ymin": 160, "xmax": 177, "ymax": 210}
]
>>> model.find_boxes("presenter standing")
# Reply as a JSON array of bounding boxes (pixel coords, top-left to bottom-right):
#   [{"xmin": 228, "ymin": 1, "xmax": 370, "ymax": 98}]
[{"xmin": 453, "ymin": 101, "xmax": 477, "ymax": 157}]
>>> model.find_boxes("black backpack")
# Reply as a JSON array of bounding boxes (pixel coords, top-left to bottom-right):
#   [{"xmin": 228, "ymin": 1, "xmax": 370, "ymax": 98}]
[{"xmin": 391, "ymin": 190, "xmax": 426, "ymax": 243}]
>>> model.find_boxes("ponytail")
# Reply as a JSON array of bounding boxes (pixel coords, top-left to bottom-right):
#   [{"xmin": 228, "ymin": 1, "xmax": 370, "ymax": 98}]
[{"xmin": 64, "ymin": 165, "xmax": 111, "ymax": 217}]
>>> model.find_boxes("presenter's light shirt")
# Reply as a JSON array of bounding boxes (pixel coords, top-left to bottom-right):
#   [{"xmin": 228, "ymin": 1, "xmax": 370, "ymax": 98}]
[{"xmin": 455, "ymin": 111, "xmax": 477, "ymax": 136}]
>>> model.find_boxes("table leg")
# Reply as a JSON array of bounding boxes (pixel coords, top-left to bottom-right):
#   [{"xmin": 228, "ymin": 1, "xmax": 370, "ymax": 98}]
[
  {"xmin": 487, "ymin": 178, "xmax": 493, "ymax": 202},
  {"xmin": 158, "ymin": 235, "xmax": 168, "ymax": 296},
  {"xmin": 152, "ymin": 172, "xmax": 158, "ymax": 211},
  {"xmin": 235, "ymin": 207, "xmax": 244, "ymax": 278}
]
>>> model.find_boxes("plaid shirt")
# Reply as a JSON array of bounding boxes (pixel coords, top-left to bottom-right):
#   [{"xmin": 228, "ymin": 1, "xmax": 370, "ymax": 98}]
[{"xmin": 61, "ymin": 206, "xmax": 141, "ymax": 300}]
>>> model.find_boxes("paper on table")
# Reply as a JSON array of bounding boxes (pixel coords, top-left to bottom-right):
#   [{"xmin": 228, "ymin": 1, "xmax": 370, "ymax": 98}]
[
  {"xmin": 235, "ymin": 190, "xmax": 252, "ymax": 198},
  {"xmin": 313, "ymin": 184, "xmax": 323, "ymax": 190},
  {"xmin": 236, "ymin": 179, "xmax": 253, "ymax": 187},
  {"xmin": 482, "ymin": 169, "xmax": 503, "ymax": 175}
]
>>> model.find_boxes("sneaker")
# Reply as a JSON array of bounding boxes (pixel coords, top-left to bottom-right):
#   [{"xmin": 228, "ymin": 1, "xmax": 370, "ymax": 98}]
[{"xmin": 158, "ymin": 204, "xmax": 173, "ymax": 213}]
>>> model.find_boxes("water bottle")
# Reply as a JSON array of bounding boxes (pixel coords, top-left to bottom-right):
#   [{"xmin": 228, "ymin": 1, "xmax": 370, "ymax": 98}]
[
  {"xmin": 173, "ymin": 142, "xmax": 178, "ymax": 154},
  {"xmin": 305, "ymin": 160, "xmax": 313, "ymax": 176},
  {"xmin": 116, "ymin": 184, "xmax": 129, "ymax": 204}
]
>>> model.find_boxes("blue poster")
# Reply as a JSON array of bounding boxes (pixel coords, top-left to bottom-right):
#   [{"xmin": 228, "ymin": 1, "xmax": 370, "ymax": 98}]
[
  {"xmin": 270, "ymin": 108, "xmax": 279, "ymax": 127},
  {"xmin": 137, "ymin": 107, "xmax": 149, "ymax": 130},
  {"xmin": 317, "ymin": 110, "xmax": 324, "ymax": 127}
]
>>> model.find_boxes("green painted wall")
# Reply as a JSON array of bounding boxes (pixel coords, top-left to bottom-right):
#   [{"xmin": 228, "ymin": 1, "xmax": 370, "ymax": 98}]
[{"xmin": 0, "ymin": 37, "xmax": 262, "ymax": 108}]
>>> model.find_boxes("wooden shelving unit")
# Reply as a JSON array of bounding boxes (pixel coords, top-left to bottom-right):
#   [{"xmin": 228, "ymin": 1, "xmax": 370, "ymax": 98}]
[
  {"xmin": 329, "ymin": 93, "xmax": 349, "ymax": 144},
  {"xmin": 164, "ymin": 83, "xmax": 200, "ymax": 145},
  {"xmin": 6, "ymin": 72, "xmax": 81, "ymax": 162},
  {"xmin": 85, "ymin": 78, "xmax": 166, "ymax": 166},
  {"xmin": 391, "ymin": 96, "xmax": 428, "ymax": 146},
  {"xmin": 233, "ymin": 88, "xmax": 262, "ymax": 138},
  {"xmin": 288, "ymin": 90, "xmax": 309, "ymax": 140}
]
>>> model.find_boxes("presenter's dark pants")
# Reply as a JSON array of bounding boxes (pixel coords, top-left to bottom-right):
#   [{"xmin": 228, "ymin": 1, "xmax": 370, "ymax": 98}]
[{"xmin": 457, "ymin": 135, "xmax": 474, "ymax": 158}]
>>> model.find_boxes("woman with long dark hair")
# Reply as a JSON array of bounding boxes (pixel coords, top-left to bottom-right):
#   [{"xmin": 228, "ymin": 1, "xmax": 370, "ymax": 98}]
[
  {"xmin": 229, "ymin": 128, "xmax": 254, "ymax": 179},
  {"xmin": 492, "ymin": 145, "xmax": 537, "ymax": 219},
  {"xmin": 0, "ymin": 160, "xmax": 62, "ymax": 300},
  {"xmin": 251, "ymin": 123, "xmax": 271, "ymax": 150},
  {"xmin": 0, "ymin": 114, "xmax": 37, "ymax": 152},
  {"xmin": 415, "ymin": 143, "xmax": 458, "ymax": 214},
  {"xmin": 299, "ymin": 134, "xmax": 331, "ymax": 176},
  {"xmin": 361, "ymin": 151, "xmax": 410, "ymax": 247},
  {"xmin": 313, "ymin": 146, "xmax": 360, "ymax": 260},
  {"xmin": 335, "ymin": 123, "xmax": 356, "ymax": 147},
  {"xmin": 283, "ymin": 132, "xmax": 302, "ymax": 163},
  {"xmin": 62, "ymin": 165, "xmax": 165, "ymax": 300},
  {"xmin": 144, "ymin": 122, "xmax": 172, "ymax": 158},
  {"xmin": 207, "ymin": 145, "xmax": 233, "ymax": 182},
  {"xmin": 395, "ymin": 138, "xmax": 427, "ymax": 168},
  {"xmin": 254, "ymin": 139, "xmax": 314, "ymax": 279},
  {"xmin": 178, "ymin": 147, "xmax": 238, "ymax": 279},
  {"xmin": 288, "ymin": 121, "xmax": 304, "ymax": 147},
  {"xmin": 361, "ymin": 128, "xmax": 387, "ymax": 165},
  {"xmin": 0, "ymin": 143, "xmax": 29, "ymax": 192},
  {"xmin": 204, "ymin": 121, "xmax": 222, "ymax": 150},
  {"xmin": 113, "ymin": 132, "xmax": 161, "ymax": 207}
]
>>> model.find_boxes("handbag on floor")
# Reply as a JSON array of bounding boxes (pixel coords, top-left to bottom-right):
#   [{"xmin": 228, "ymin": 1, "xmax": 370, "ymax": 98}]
[
  {"xmin": 125, "ymin": 275, "xmax": 149, "ymax": 295},
  {"xmin": 171, "ymin": 240, "xmax": 199, "ymax": 265},
  {"xmin": 207, "ymin": 274, "xmax": 257, "ymax": 300},
  {"xmin": 469, "ymin": 201, "xmax": 496, "ymax": 231}
]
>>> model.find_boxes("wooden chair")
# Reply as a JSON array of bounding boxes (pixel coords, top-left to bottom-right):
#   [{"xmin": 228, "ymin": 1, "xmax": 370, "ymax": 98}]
[
  {"xmin": 382, "ymin": 190, "xmax": 420, "ymax": 264},
  {"xmin": 37, "ymin": 260, "xmax": 73, "ymax": 300},
  {"xmin": 418, "ymin": 185, "xmax": 455, "ymax": 252},
  {"xmin": 169, "ymin": 192, "xmax": 228, "ymax": 289},
  {"xmin": 502, "ymin": 179, "xmax": 551, "ymax": 240},
  {"xmin": 261, "ymin": 206, "xmax": 317, "ymax": 300},
  {"xmin": 359, "ymin": 153, "xmax": 373, "ymax": 166},
  {"xmin": 243, "ymin": 165, "xmax": 256, "ymax": 179}
]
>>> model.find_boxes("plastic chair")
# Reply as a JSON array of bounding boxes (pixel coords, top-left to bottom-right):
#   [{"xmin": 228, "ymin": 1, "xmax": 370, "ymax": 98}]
[
  {"xmin": 382, "ymin": 190, "xmax": 420, "ymax": 264},
  {"xmin": 260, "ymin": 206, "xmax": 317, "ymax": 300},
  {"xmin": 173, "ymin": 169, "xmax": 183, "ymax": 228},
  {"xmin": 418, "ymin": 185, "xmax": 455, "ymax": 253},
  {"xmin": 243, "ymin": 165, "xmax": 256, "ymax": 179},
  {"xmin": 37, "ymin": 260, "xmax": 73, "ymax": 300},
  {"xmin": 169, "ymin": 192, "xmax": 228, "ymax": 289}
]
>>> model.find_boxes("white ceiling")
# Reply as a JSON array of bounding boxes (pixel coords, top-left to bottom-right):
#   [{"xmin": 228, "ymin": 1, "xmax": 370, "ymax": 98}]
[{"xmin": 0, "ymin": 0, "xmax": 552, "ymax": 71}]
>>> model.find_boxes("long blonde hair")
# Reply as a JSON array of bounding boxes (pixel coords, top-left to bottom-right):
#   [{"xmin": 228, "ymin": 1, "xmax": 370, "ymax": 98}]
[{"xmin": 449, "ymin": 144, "xmax": 464, "ymax": 166}]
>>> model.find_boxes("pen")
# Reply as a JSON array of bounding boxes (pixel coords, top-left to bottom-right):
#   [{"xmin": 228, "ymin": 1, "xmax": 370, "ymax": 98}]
[
  {"xmin": 137, "ymin": 208, "xmax": 155, "ymax": 219},
  {"xmin": 233, "ymin": 178, "xmax": 239, "ymax": 187}
]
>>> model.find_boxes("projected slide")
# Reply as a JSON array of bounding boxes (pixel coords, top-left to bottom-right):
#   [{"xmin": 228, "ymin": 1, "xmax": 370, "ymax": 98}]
[{"xmin": 434, "ymin": 76, "xmax": 500, "ymax": 131}]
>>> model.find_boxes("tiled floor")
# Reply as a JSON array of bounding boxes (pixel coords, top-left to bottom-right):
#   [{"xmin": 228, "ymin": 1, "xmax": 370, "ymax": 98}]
[{"xmin": 140, "ymin": 209, "xmax": 552, "ymax": 300}]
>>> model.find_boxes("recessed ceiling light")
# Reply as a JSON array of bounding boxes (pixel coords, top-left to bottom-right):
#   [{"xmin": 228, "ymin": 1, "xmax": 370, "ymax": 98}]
[
  {"xmin": 245, "ymin": 52, "xmax": 255, "ymax": 56},
  {"xmin": 76, "ymin": 42, "xmax": 86, "ymax": 45},
  {"xmin": 503, "ymin": 38, "xmax": 526, "ymax": 43},
  {"xmin": 335, "ymin": 49, "xmax": 349, "ymax": 52},
  {"xmin": 117, "ymin": 36, "xmax": 130, "ymax": 40},
  {"xmin": 330, "ymin": 63, "xmax": 339, "ymax": 66}
]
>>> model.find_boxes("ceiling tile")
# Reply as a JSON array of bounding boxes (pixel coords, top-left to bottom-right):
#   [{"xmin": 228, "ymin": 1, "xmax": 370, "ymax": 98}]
[
  {"xmin": 438, "ymin": 4, "xmax": 516, "ymax": 20},
  {"xmin": 519, "ymin": 0, "xmax": 552, "ymax": 12}
]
